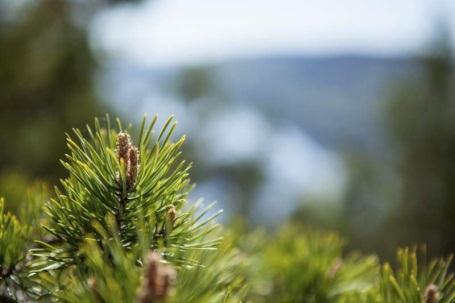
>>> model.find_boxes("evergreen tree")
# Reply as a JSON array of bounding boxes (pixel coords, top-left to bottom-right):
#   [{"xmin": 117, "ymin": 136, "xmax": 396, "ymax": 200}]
[
  {"xmin": 386, "ymin": 28, "xmax": 455, "ymax": 256},
  {"xmin": 0, "ymin": 116, "xmax": 453, "ymax": 302},
  {"xmin": 0, "ymin": 0, "xmax": 107, "ymax": 180}
]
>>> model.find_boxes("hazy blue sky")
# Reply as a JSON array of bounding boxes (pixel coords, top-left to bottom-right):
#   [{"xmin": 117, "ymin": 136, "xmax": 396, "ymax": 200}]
[{"xmin": 93, "ymin": 0, "xmax": 455, "ymax": 67}]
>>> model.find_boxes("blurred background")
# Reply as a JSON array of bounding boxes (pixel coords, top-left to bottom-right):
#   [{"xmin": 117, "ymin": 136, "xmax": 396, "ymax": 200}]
[{"xmin": 1, "ymin": 0, "xmax": 454, "ymax": 260}]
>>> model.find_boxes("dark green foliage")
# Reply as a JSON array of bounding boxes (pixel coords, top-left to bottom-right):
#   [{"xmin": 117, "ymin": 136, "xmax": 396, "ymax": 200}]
[
  {"xmin": 363, "ymin": 31, "xmax": 455, "ymax": 258},
  {"xmin": 385, "ymin": 43, "xmax": 455, "ymax": 255},
  {"xmin": 0, "ymin": 0, "xmax": 107, "ymax": 181},
  {"xmin": 0, "ymin": 184, "xmax": 46, "ymax": 300},
  {"xmin": 0, "ymin": 199, "xmax": 30, "ymax": 271}
]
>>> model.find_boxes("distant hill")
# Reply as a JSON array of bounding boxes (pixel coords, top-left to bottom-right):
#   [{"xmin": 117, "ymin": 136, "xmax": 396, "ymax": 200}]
[
  {"xmin": 217, "ymin": 55, "xmax": 421, "ymax": 155},
  {"xmin": 102, "ymin": 55, "xmax": 422, "ymax": 157}
]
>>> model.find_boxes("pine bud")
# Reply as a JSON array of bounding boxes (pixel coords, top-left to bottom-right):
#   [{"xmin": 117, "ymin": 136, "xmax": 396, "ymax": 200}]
[
  {"xmin": 138, "ymin": 251, "xmax": 176, "ymax": 303},
  {"xmin": 87, "ymin": 276, "xmax": 101, "ymax": 301},
  {"xmin": 87, "ymin": 276, "xmax": 97, "ymax": 290},
  {"xmin": 0, "ymin": 266, "xmax": 10, "ymax": 277},
  {"xmin": 167, "ymin": 206, "xmax": 177, "ymax": 223},
  {"xmin": 424, "ymin": 284, "xmax": 440, "ymax": 303},
  {"xmin": 165, "ymin": 206, "xmax": 177, "ymax": 235},
  {"xmin": 127, "ymin": 146, "xmax": 139, "ymax": 188},
  {"xmin": 327, "ymin": 258, "xmax": 343, "ymax": 279},
  {"xmin": 116, "ymin": 132, "xmax": 131, "ymax": 164},
  {"xmin": 116, "ymin": 132, "xmax": 140, "ymax": 191}
]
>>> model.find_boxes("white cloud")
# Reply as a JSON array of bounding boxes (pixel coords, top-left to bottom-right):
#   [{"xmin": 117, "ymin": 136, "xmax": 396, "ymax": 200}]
[{"xmin": 92, "ymin": 0, "xmax": 455, "ymax": 67}]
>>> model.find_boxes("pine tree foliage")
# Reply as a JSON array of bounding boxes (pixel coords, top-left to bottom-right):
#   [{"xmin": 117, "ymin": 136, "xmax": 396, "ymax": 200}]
[
  {"xmin": 0, "ymin": 182, "xmax": 48, "ymax": 301},
  {"xmin": 376, "ymin": 248, "xmax": 454, "ymax": 303},
  {"xmin": 0, "ymin": 199, "xmax": 29, "ymax": 267},
  {"xmin": 32, "ymin": 115, "xmax": 221, "ymax": 273},
  {"xmin": 26, "ymin": 115, "xmax": 236, "ymax": 301},
  {"xmin": 0, "ymin": 115, "xmax": 453, "ymax": 302},
  {"xmin": 54, "ymin": 225, "xmax": 248, "ymax": 303},
  {"xmin": 248, "ymin": 225, "xmax": 379, "ymax": 303},
  {"xmin": 172, "ymin": 230, "xmax": 250, "ymax": 302},
  {"xmin": 53, "ymin": 222, "xmax": 143, "ymax": 303},
  {"xmin": 0, "ymin": 198, "xmax": 31, "ymax": 290},
  {"xmin": 243, "ymin": 226, "xmax": 455, "ymax": 303}
]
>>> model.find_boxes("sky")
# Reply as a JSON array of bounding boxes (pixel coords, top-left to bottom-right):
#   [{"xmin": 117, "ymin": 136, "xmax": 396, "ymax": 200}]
[{"xmin": 92, "ymin": 0, "xmax": 455, "ymax": 67}]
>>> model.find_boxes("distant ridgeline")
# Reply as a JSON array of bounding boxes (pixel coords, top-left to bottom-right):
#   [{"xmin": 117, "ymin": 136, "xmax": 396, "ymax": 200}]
[{"xmin": 103, "ymin": 55, "xmax": 420, "ymax": 157}]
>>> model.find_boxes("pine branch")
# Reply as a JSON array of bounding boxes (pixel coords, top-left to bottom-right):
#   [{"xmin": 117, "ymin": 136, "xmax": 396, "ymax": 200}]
[
  {"xmin": 0, "ymin": 189, "xmax": 47, "ymax": 301},
  {"xmin": 28, "ymin": 115, "xmax": 224, "ymax": 300},
  {"xmin": 376, "ymin": 247, "xmax": 454, "ymax": 303}
]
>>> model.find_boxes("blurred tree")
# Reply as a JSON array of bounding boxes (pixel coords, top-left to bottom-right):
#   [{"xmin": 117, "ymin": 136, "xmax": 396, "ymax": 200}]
[
  {"xmin": 0, "ymin": 0, "xmax": 144, "ymax": 210},
  {"xmin": 385, "ymin": 26, "xmax": 455, "ymax": 256},
  {"xmin": 341, "ymin": 153, "xmax": 400, "ymax": 257},
  {"xmin": 0, "ymin": 0, "xmax": 106, "ymax": 181}
]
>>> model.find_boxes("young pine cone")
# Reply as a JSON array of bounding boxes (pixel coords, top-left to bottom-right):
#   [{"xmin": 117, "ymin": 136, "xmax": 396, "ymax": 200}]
[
  {"xmin": 138, "ymin": 251, "xmax": 176, "ymax": 303},
  {"xmin": 424, "ymin": 284, "xmax": 440, "ymax": 303},
  {"xmin": 116, "ymin": 132, "xmax": 140, "ymax": 190}
]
